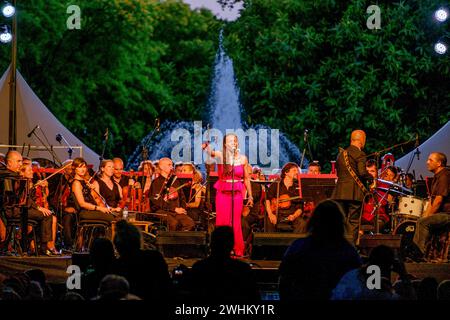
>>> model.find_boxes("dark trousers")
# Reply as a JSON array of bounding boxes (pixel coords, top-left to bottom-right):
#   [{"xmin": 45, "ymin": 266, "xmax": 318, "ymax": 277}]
[
  {"xmin": 413, "ymin": 213, "xmax": 450, "ymax": 254},
  {"xmin": 158, "ymin": 210, "xmax": 195, "ymax": 231},
  {"xmin": 242, "ymin": 212, "xmax": 262, "ymax": 242},
  {"xmin": 335, "ymin": 200, "xmax": 362, "ymax": 245},
  {"xmin": 62, "ymin": 212, "xmax": 77, "ymax": 247},
  {"xmin": 6, "ymin": 207, "xmax": 52, "ymax": 243},
  {"xmin": 265, "ymin": 212, "xmax": 306, "ymax": 233}
]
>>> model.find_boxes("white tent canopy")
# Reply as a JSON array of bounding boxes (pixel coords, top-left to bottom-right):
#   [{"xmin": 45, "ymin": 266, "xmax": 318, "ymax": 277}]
[
  {"xmin": 0, "ymin": 66, "xmax": 100, "ymax": 168},
  {"xmin": 396, "ymin": 121, "xmax": 450, "ymax": 179}
]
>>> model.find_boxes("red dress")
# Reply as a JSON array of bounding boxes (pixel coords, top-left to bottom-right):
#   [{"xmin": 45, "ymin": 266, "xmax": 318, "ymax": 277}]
[{"xmin": 214, "ymin": 164, "xmax": 245, "ymax": 256}]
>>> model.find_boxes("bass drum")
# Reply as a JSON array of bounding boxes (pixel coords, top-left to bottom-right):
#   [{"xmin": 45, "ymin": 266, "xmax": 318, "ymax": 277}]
[{"xmin": 393, "ymin": 220, "xmax": 417, "ymax": 259}]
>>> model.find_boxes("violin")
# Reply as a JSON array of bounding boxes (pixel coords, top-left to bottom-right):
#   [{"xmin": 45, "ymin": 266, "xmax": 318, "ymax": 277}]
[
  {"xmin": 84, "ymin": 174, "xmax": 107, "ymax": 209},
  {"xmin": 270, "ymin": 194, "xmax": 302, "ymax": 212},
  {"xmin": 163, "ymin": 181, "xmax": 192, "ymax": 202}
]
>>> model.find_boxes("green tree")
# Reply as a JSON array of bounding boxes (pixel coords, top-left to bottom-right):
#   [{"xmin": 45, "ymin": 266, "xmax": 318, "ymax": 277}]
[{"xmin": 224, "ymin": 0, "xmax": 450, "ymax": 169}]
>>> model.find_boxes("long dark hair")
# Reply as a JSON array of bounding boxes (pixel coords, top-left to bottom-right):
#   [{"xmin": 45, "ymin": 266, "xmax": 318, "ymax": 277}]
[{"xmin": 71, "ymin": 157, "xmax": 87, "ymax": 179}]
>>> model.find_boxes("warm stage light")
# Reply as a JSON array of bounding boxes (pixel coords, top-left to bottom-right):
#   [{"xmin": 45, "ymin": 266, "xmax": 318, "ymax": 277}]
[{"xmin": 1, "ymin": 2, "xmax": 15, "ymax": 18}]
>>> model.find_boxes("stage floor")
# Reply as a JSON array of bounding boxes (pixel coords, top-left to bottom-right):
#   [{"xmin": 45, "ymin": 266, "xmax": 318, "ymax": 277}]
[{"xmin": 0, "ymin": 255, "xmax": 449, "ymax": 285}]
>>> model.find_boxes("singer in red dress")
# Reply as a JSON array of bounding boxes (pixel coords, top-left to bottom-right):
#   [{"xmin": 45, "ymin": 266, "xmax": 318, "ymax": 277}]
[{"xmin": 203, "ymin": 134, "xmax": 253, "ymax": 257}]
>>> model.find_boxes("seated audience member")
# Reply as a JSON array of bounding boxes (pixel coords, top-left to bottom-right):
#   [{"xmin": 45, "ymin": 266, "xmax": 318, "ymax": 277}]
[
  {"xmin": 279, "ymin": 199, "xmax": 362, "ymax": 300},
  {"xmin": 82, "ymin": 238, "xmax": 116, "ymax": 300},
  {"xmin": 111, "ymin": 220, "xmax": 171, "ymax": 301},
  {"xmin": 331, "ymin": 245, "xmax": 415, "ymax": 300},
  {"xmin": 188, "ymin": 226, "xmax": 260, "ymax": 302}
]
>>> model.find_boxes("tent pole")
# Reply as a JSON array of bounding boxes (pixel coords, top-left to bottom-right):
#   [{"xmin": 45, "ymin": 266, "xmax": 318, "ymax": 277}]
[{"xmin": 8, "ymin": 0, "xmax": 18, "ymax": 148}]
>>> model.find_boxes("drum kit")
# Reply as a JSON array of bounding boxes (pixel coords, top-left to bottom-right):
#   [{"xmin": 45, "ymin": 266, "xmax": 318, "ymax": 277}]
[{"xmin": 371, "ymin": 177, "xmax": 429, "ymax": 253}]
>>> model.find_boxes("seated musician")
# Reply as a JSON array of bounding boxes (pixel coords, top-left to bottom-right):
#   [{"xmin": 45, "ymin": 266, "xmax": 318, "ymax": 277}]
[
  {"xmin": 93, "ymin": 159, "xmax": 122, "ymax": 213},
  {"xmin": 412, "ymin": 152, "xmax": 450, "ymax": 261},
  {"xmin": 149, "ymin": 158, "xmax": 195, "ymax": 231},
  {"xmin": 380, "ymin": 165, "xmax": 398, "ymax": 183},
  {"xmin": 242, "ymin": 164, "xmax": 266, "ymax": 243},
  {"xmin": 50, "ymin": 159, "xmax": 77, "ymax": 251},
  {"xmin": 3, "ymin": 151, "xmax": 54, "ymax": 255},
  {"xmin": 20, "ymin": 162, "xmax": 60, "ymax": 255},
  {"xmin": 302, "ymin": 162, "xmax": 322, "ymax": 226},
  {"xmin": 181, "ymin": 163, "xmax": 206, "ymax": 227},
  {"xmin": 112, "ymin": 157, "xmax": 130, "ymax": 189},
  {"xmin": 360, "ymin": 159, "xmax": 391, "ymax": 233},
  {"xmin": 71, "ymin": 157, "xmax": 115, "ymax": 224},
  {"xmin": 265, "ymin": 162, "xmax": 304, "ymax": 233},
  {"xmin": 136, "ymin": 160, "xmax": 154, "ymax": 212}
]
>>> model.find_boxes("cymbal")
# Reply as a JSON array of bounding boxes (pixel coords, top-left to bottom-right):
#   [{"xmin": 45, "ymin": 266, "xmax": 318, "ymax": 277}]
[
  {"xmin": 377, "ymin": 187, "xmax": 407, "ymax": 196},
  {"xmin": 376, "ymin": 179, "xmax": 412, "ymax": 193}
]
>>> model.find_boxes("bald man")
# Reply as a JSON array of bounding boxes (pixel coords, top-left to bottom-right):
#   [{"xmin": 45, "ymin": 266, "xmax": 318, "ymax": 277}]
[
  {"xmin": 2, "ymin": 150, "xmax": 53, "ymax": 255},
  {"xmin": 149, "ymin": 158, "xmax": 195, "ymax": 231},
  {"xmin": 411, "ymin": 152, "xmax": 450, "ymax": 261},
  {"xmin": 332, "ymin": 130, "xmax": 373, "ymax": 244}
]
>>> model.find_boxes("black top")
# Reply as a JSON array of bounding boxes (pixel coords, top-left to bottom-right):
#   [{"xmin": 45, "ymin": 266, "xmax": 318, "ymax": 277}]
[
  {"xmin": 149, "ymin": 175, "xmax": 186, "ymax": 216},
  {"xmin": 332, "ymin": 145, "xmax": 372, "ymax": 202},
  {"xmin": 97, "ymin": 178, "xmax": 121, "ymax": 208},
  {"xmin": 113, "ymin": 175, "xmax": 130, "ymax": 189},
  {"xmin": 431, "ymin": 168, "xmax": 450, "ymax": 213},
  {"xmin": 266, "ymin": 179, "xmax": 302, "ymax": 215},
  {"xmin": 72, "ymin": 179, "xmax": 97, "ymax": 207}
]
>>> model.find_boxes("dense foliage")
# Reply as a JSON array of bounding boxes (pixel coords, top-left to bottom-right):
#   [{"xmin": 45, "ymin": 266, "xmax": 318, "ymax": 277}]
[
  {"xmin": 0, "ymin": 0, "xmax": 221, "ymax": 160},
  {"xmin": 224, "ymin": 0, "xmax": 450, "ymax": 168}
]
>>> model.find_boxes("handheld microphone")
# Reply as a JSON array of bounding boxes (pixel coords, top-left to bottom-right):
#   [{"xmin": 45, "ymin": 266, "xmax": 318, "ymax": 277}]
[{"xmin": 27, "ymin": 125, "xmax": 39, "ymax": 138}]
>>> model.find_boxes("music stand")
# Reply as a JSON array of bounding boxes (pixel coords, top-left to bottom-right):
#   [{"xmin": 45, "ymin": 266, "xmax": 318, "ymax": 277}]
[{"xmin": 297, "ymin": 174, "xmax": 337, "ymax": 203}]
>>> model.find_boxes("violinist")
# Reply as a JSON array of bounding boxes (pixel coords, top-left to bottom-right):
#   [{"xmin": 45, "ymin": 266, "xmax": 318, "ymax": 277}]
[
  {"xmin": 92, "ymin": 159, "xmax": 122, "ymax": 212},
  {"xmin": 360, "ymin": 160, "xmax": 391, "ymax": 233},
  {"xmin": 137, "ymin": 160, "xmax": 154, "ymax": 212},
  {"xmin": 3, "ymin": 151, "xmax": 54, "ymax": 255},
  {"xmin": 52, "ymin": 159, "xmax": 78, "ymax": 251},
  {"xmin": 265, "ymin": 162, "xmax": 304, "ymax": 233},
  {"xmin": 149, "ymin": 158, "xmax": 195, "ymax": 231},
  {"xmin": 242, "ymin": 164, "xmax": 266, "ymax": 244},
  {"xmin": 71, "ymin": 157, "xmax": 114, "ymax": 224},
  {"xmin": 182, "ymin": 163, "xmax": 206, "ymax": 226},
  {"xmin": 112, "ymin": 157, "xmax": 130, "ymax": 188}
]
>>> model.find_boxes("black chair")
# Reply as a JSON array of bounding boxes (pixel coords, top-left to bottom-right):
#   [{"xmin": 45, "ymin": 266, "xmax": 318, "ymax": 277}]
[
  {"xmin": 4, "ymin": 217, "xmax": 38, "ymax": 256},
  {"xmin": 74, "ymin": 218, "xmax": 111, "ymax": 252}
]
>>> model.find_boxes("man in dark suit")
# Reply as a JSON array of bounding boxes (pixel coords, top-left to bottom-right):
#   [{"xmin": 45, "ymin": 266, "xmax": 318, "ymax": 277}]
[{"xmin": 332, "ymin": 130, "xmax": 373, "ymax": 244}]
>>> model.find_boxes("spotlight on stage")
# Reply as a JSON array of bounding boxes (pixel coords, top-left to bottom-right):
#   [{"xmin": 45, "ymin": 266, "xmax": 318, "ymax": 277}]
[
  {"xmin": 0, "ymin": 25, "xmax": 12, "ymax": 43},
  {"xmin": 434, "ymin": 40, "xmax": 447, "ymax": 55},
  {"xmin": 1, "ymin": 1, "xmax": 15, "ymax": 18},
  {"xmin": 434, "ymin": 8, "xmax": 448, "ymax": 22}
]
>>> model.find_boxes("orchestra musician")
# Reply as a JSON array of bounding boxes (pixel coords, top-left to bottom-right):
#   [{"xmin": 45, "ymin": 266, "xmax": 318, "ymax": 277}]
[
  {"xmin": 92, "ymin": 159, "xmax": 122, "ymax": 212},
  {"xmin": 360, "ymin": 159, "xmax": 391, "ymax": 233},
  {"xmin": 51, "ymin": 159, "xmax": 77, "ymax": 251},
  {"xmin": 182, "ymin": 163, "xmax": 206, "ymax": 228},
  {"xmin": 242, "ymin": 164, "xmax": 266, "ymax": 245},
  {"xmin": 3, "ymin": 151, "xmax": 54, "ymax": 255},
  {"xmin": 112, "ymin": 157, "xmax": 130, "ymax": 189},
  {"xmin": 149, "ymin": 158, "xmax": 195, "ymax": 231},
  {"xmin": 71, "ymin": 157, "xmax": 115, "ymax": 224},
  {"xmin": 411, "ymin": 152, "xmax": 450, "ymax": 262},
  {"xmin": 265, "ymin": 162, "xmax": 304, "ymax": 233}
]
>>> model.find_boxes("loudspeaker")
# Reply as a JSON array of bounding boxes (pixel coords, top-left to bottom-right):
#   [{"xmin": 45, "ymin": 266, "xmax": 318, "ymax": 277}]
[
  {"xmin": 251, "ymin": 232, "xmax": 304, "ymax": 260},
  {"xmin": 156, "ymin": 231, "xmax": 208, "ymax": 258},
  {"xmin": 358, "ymin": 234, "xmax": 401, "ymax": 256}
]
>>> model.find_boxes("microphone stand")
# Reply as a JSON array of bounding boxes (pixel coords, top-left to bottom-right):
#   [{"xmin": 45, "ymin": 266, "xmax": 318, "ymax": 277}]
[
  {"xmin": 57, "ymin": 134, "xmax": 74, "ymax": 159},
  {"xmin": 299, "ymin": 130, "xmax": 313, "ymax": 172},
  {"xmin": 28, "ymin": 127, "xmax": 62, "ymax": 167},
  {"xmin": 231, "ymin": 148, "xmax": 235, "ymax": 240}
]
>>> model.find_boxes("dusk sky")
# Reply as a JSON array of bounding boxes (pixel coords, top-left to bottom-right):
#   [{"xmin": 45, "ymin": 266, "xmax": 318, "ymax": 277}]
[{"xmin": 182, "ymin": 0, "xmax": 243, "ymax": 21}]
